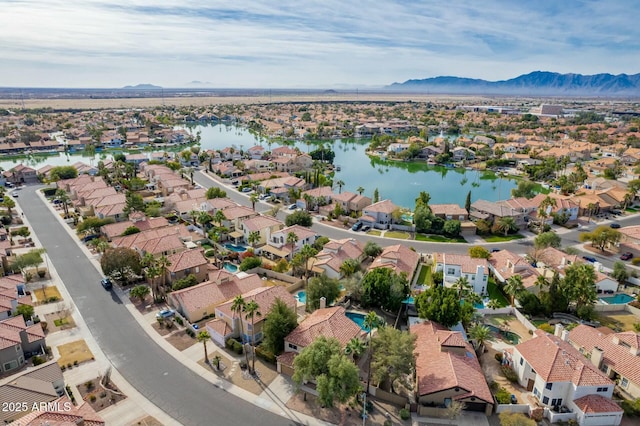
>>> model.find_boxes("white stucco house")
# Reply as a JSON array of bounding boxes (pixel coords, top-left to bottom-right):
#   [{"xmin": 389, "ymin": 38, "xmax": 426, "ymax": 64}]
[{"xmin": 432, "ymin": 253, "xmax": 489, "ymax": 296}]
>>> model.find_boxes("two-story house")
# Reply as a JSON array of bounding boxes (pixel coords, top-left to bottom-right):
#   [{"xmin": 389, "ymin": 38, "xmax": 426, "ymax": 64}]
[
  {"xmin": 240, "ymin": 215, "xmax": 284, "ymax": 247},
  {"xmin": 165, "ymin": 249, "xmax": 209, "ymax": 284},
  {"xmin": 433, "ymin": 253, "xmax": 489, "ymax": 296},
  {"xmin": 330, "ymin": 191, "xmax": 372, "ymax": 215},
  {"xmin": 266, "ymin": 225, "xmax": 319, "ymax": 260},
  {"xmin": 310, "ymin": 238, "xmax": 366, "ymax": 279},
  {"xmin": 368, "ymin": 244, "xmax": 420, "ymax": 283},
  {"xmin": 509, "ymin": 329, "xmax": 622, "ymax": 426},
  {"xmin": 0, "ymin": 315, "xmax": 45, "ymax": 373},
  {"xmin": 430, "ymin": 204, "xmax": 469, "ymax": 221},
  {"xmin": 488, "ymin": 250, "xmax": 541, "ymax": 294},
  {"xmin": 361, "ymin": 199, "xmax": 399, "ymax": 230}
]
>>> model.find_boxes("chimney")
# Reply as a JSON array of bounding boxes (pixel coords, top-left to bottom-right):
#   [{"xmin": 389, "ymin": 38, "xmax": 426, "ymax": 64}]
[
  {"xmin": 591, "ymin": 347, "xmax": 604, "ymax": 370},
  {"xmin": 554, "ymin": 323, "xmax": 564, "ymax": 338},
  {"xmin": 319, "ymin": 297, "xmax": 326, "ymax": 309},
  {"xmin": 561, "ymin": 330, "xmax": 570, "ymax": 342}
]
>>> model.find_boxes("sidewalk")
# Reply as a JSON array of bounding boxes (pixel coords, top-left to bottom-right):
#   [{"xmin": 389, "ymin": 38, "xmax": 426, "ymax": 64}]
[{"xmin": 29, "ymin": 189, "xmax": 332, "ymax": 426}]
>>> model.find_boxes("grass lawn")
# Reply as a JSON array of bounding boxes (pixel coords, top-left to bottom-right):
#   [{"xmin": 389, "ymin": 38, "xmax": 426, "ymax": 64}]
[
  {"xmin": 53, "ymin": 317, "xmax": 73, "ymax": 327},
  {"xmin": 487, "ymin": 279, "xmax": 509, "ymax": 307},
  {"xmin": 57, "ymin": 339, "xmax": 94, "ymax": 367},
  {"xmin": 33, "ymin": 286, "xmax": 63, "ymax": 303},
  {"xmin": 415, "ymin": 264, "xmax": 433, "ymax": 286},
  {"xmin": 484, "ymin": 234, "xmax": 525, "ymax": 242},
  {"xmin": 415, "ymin": 234, "xmax": 467, "ymax": 243},
  {"xmin": 531, "ymin": 319, "xmax": 548, "ymax": 327},
  {"xmin": 385, "ymin": 231, "xmax": 410, "ymax": 239},
  {"xmin": 366, "ymin": 230, "xmax": 381, "ymax": 236},
  {"xmin": 597, "ymin": 312, "xmax": 639, "ymax": 332}
]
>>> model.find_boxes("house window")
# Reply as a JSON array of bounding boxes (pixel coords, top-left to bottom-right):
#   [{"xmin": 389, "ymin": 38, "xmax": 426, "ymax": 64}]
[
  {"xmin": 543, "ymin": 396, "xmax": 549, "ymax": 404},
  {"xmin": 288, "ymin": 343, "xmax": 298, "ymax": 350},
  {"xmin": 597, "ymin": 387, "xmax": 608, "ymax": 392},
  {"xmin": 621, "ymin": 378, "xmax": 629, "ymax": 388},
  {"xmin": 533, "ymin": 388, "xmax": 539, "ymax": 397},
  {"xmin": 546, "ymin": 383, "xmax": 553, "ymax": 390},
  {"xmin": 447, "ymin": 268, "xmax": 456, "ymax": 275},
  {"xmin": 195, "ymin": 267, "xmax": 200, "ymax": 273},
  {"xmin": 483, "ymin": 276, "xmax": 487, "ymax": 281},
  {"xmin": 551, "ymin": 399, "xmax": 557, "ymax": 407},
  {"xmin": 519, "ymin": 357, "xmax": 524, "ymax": 366}
]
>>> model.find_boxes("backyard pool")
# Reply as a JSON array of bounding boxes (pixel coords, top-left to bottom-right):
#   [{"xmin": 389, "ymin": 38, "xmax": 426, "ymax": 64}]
[
  {"xmin": 345, "ymin": 311, "xmax": 372, "ymax": 331},
  {"xmin": 600, "ymin": 293, "xmax": 634, "ymax": 305},
  {"xmin": 295, "ymin": 290, "xmax": 306, "ymax": 304},
  {"xmin": 485, "ymin": 324, "xmax": 521, "ymax": 345},
  {"xmin": 223, "ymin": 262, "xmax": 238, "ymax": 273},
  {"xmin": 224, "ymin": 243, "xmax": 248, "ymax": 253}
]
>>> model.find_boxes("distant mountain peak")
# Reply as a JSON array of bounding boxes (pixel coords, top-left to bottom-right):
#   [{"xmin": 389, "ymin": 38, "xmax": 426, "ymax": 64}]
[
  {"xmin": 121, "ymin": 84, "xmax": 163, "ymax": 90},
  {"xmin": 388, "ymin": 71, "xmax": 640, "ymax": 96}
]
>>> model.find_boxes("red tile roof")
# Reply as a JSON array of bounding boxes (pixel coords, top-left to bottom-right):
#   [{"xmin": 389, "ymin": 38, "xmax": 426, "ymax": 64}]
[
  {"xmin": 285, "ymin": 307, "xmax": 363, "ymax": 349},
  {"xmin": 216, "ymin": 286, "xmax": 296, "ymax": 320},
  {"xmin": 434, "ymin": 253, "xmax": 488, "ymax": 275},
  {"xmin": 167, "ymin": 249, "xmax": 208, "ymax": 273},
  {"xmin": 573, "ymin": 394, "xmax": 622, "ymax": 414},
  {"xmin": 369, "ymin": 244, "xmax": 420, "ymax": 281},
  {"xmin": 411, "ymin": 321, "xmax": 493, "ymax": 404}
]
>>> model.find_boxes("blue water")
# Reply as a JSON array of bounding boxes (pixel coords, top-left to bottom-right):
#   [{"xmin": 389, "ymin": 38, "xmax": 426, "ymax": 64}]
[
  {"xmin": 600, "ymin": 294, "xmax": 634, "ymax": 305},
  {"xmin": 485, "ymin": 324, "xmax": 521, "ymax": 344},
  {"xmin": 403, "ymin": 296, "xmax": 415, "ymax": 304},
  {"xmin": 223, "ymin": 262, "xmax": 238, "ymax": 273},
  {"xmin": 224, "ymin": 243, "xmax": 247, "ymax": 253},
  {"xmin": 345, "ymin": 311, "xmax": 371, "ymax": 331},
  {"xmin": 295, "ymin": 290, "xmax": 306, "ymax": 304}
]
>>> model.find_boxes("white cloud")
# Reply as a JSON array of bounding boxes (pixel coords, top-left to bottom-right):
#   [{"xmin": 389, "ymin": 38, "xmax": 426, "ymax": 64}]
[{"xmin": 0, "ymin": 0, "xmax": 638, "ymax": 87}]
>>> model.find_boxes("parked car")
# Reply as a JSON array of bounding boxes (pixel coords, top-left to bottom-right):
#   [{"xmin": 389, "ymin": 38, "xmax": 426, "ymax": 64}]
[
  {"xmin": 510, "ymin": 394, "xmax": 518, "ymax": 404},
  {"xmin": 361, "ymin": 225, "xmax": 371, "ymax": 232},
  {"xmin": 100, "ymin": 278, "xmax": 113, "ymax": 290},
  {"xmin": 582, "ymin": 256, "xmax": 597, "ymax": 263},
  {"xmin": 11, "ymin": 191, "xmax": 18, "ymax": 197},
  {"xmin": 491, "ymin": 248, "xmax": 501, "ymax": 253},
  {"xmin": 241, "ymin": 187, "xmax": 252, "ymax": 193},
  {"xmin": 82, "ymin": 234, "xmax": 100, "ymax": 243},
  {"xmin": 351, "ymin": 221, "xmax": 363, "ymax": 231},
  {"xmin": 156, "ymin": 309, "xmax": 176, "ymax": 319},
  {"xmin": 610, "ymin": 222, "xmax": 621, "ymax": 229},
  {"xmin": 288, "ymin": 204, "xmax": 297, "ymax": 210},
  {"xmin": 620, "ymin": 252, "xmax": 634, "ymax": 261}
]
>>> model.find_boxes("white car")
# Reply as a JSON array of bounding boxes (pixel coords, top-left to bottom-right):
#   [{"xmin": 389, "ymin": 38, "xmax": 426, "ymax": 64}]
[
  {"xmin": 11, "ymin": 191, "xmax": 18, "ymax": 197},
  {"xmin": 288, "ymin": 204, "xmax": 297, "ymax": 210}
]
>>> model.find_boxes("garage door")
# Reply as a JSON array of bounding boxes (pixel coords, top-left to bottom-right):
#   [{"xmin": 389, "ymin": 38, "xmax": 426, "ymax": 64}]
[{"xmin": 464, "ymin": 402, "xmax": 487, "ymax": 412}]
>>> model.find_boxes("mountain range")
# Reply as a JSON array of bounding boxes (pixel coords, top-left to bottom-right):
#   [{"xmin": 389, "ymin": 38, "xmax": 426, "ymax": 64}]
[{"xmin": 388, "ymin": 71, "xmax": 640, "ymax": 96}]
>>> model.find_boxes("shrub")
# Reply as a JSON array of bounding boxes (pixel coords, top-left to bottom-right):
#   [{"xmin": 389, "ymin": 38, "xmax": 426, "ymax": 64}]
[
  {"xmin": 399, "ymin": 408, "xmax": 410, "ymax": 420},
  {"xmin": 225, "ymin": 338, "xmax": 236, "ymax": 350},
  {"xmin": 32, "ymin": 355, "xmax": 45, "ymax": 366},
  {"xmin": 73, "ymin": 360, "xmax": 79, "ymax": 366},
  {"xmin": 185, "ymin": 327, "xmax": 194, "ymax": 337},
  {"xmin": 273, "ymin": 259, "xmax": 289, "ymax": 273},
  {"xmin": 174, "ymin": 316, "xmax": 184, "ymax": 326},
  {"xmin": 61, "ymin": 365, "xmax": 66, "ymax": 371},
  {"xmin": 489, "ymin": 381, "xmax": 499, "ymax": 392},
  {"xmin": 233, "ymin": 341, "xmax": 243, "ymax": 354},
  {"xmin": 37, "ymin": 270, "xmax": 46, "ymax": 278},
  {"xmin": 67, "ymin": 363, "xmax": 73, "ymax": 369},
  {"xmin": 538, "ymin": 323, "xmax": 555, "ymax": 333},
  {"xmin": 85, "ymin": 381, "xmax": 95, "ymax": 391},
  {"xmin": 255, "ymin": 346, "xmax": 276, "ymax": 363},
  {"xmin": 494, "ymin": 353, "xmax": 503, "ymax": 363},
  {"xmin": 239, "ymin": 360, "xmax": 248, "ymax": 370},
  {"xmin": 239, "ymin": 256, "xmax": 262, "ymax": 271},
  {"xmin": 500, "ymin": 365, "xmax": 518, "ymax": 382},
  {"xmin": 90, "ymin": 395, "xmax": 97, "ymax": 402},
  {"xmin": 495, "ymin": 387, "xmax": 512, "ymax": 404},
  {"xmin": 100, "ymin": 391, "xmax": 107, "ymax": 398},
  {"xmin": 632, "ymin": 258, "xmax": 640, "ymax": 266},
  {"xmin": 204, "ymin": 249, "xmax": 215, "ymax": 257}
]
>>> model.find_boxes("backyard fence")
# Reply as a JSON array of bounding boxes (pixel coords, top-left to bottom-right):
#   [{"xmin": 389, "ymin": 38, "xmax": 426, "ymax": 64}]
[
  {"xmin": 512, "ymin": 308, "xmax": 538, "ymax": 332},
  {"xmin": 495, "ymin": 404, "xmax": 530, "ymax": 414}
]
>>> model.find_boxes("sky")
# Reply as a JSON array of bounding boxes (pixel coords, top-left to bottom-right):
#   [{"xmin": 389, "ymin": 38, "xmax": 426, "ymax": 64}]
[{"xmin": 1, "ymin": 0, "xmax": 639, "ymax": 88}]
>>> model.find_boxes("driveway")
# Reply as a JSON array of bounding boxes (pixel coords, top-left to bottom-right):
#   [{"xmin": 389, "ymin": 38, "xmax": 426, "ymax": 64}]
[{"xmin": 20, "ymin": 185, "xmax": 295, "ymax": 426}]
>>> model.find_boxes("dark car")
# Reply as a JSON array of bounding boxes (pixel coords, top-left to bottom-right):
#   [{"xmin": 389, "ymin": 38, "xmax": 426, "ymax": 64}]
[
  {"xmin": 610, "ymin": 222, "xmax": 621, "ymax": 229},
  {"xmin": 351, "ymin": 222, "xmax": 363, "ymax": 231},
  {"xmin": 582, "ymin": 256, "xmax": 597, "ymax": 263},
  {"xmin": 620, "ymin": 252, "xmax": 634, "ymax": 261},
  {"xmin": 510, "ymin": 394, "xmax": 518, "ymax": 404},
  {"xmin": 361, "ymin": 225, "xmax": 371, "ymax": 232},
  {"xmin": 82, "ymin": 234, "xmax": 100, "ymax": 243},
  {"xmin": 491, "ymin": 248, "xmax": 501, "ymax": 253},
  {"xmin": 100, "ymin": 278, "xmax": 113, "ymax": 290}
]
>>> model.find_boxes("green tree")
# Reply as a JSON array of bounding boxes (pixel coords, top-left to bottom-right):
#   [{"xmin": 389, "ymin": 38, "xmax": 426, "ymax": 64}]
[
  {"xmin": 299, "ymin": 244, "xmax": 318, "ymax": 309},
  {"xmin": 415, "ymin": 284, "xmax": 462, "ymax": 327},
  {"xmin": 292, "ymin": 336, "xmax": 360, "ymax": 408},
  {"xmin": 2, "ymin": 197, "xmax": 15, "ymax": 216},
  {"xmin": 493, "ymin": 216, "xmax": 517, "ymax": 236},
  {"xmin": 49, "ymin": 166, "xmax": 78, "ymax": 181},
  {"xmin": 285, "ymin": 210, "xmax": 313, "ymax": 227},
  {"xmin": 231, "ymin": 295, "xmax": 247, "ymax": 349},
  {"xmin": 262, "ymin": 298, "xmax": 298, "ymax": 355},
  {"xmin": 122, "ymin": 226, "xmax": 140, "ymax": 236},
  {"xmin": 537, "ymin": 195, "xmax": 557, "ymax": 234},
  {"xmin": 468, "ymin": 246, "xmax": 491, "ymax": 259},
  {"xmin": 611, "ymin": 261, "xmax": 628, "ymax": 286},
  {"xmin": 539, "ymin": 271, "xmax": 569, "ymax": 315},
  {"xmin": 363, "ymin": 241, "xmax": 382, "ymax": 258},
  {"xmin": 239, "ymin": 256, "xmax": 262, "ymax": 271},
  {"xmin": 334, "ymin": 179, "xmax": 345, "ymax": 194},
  {"xmin": 54, "ymin": 189, "xmax": 71, "ymax": 218},
  {"xmin": 344, "ymin": 337, "xmax": 365, "ymax": 361},
  {"xmin": 363, "ymin": 311, "xmax": 382, "ymax": 394},
  {"xmin": 370, "ymin": 326, "xmax": 416, "ymax": 392},
  {"xmin": 129, "ymin": 285, "xmax": 150, "ymax": 304},
  {"xmin": 249, "ymin": 193, "xmax": 259, "ymax": 211},
  {"xmin": 468, "ymin": 324, "xmax": 491, "ymax": 353},
  {"xmin": 197, "ymin": 331, "xmax": 211, "ymax": 364},
  {"xmin": 339, "ymin": 258, "xmax": 360, "ymax": 277},
  {"xmin": 504, "ymin": 275, "xmax": 525, "ymax": 307},
  {"xmin": 100, "ymin": 247, "xmax": 142, "ymax": 284},
  {"xmin": 243, "ymin": 300, "xmax": 262, "ymax": 373},
  {"xmin": 511, "ymin": 180, "xmax": 537, "ymax": 199},
  {"xmin": 563, "ymin": 263, "xmax": 597, "ymax": 311},
  {"xmin": 124, "ymin": 191, "xmax": 145, "ymax": 216},
  {"xmin": 443, "ymin": 220, "xmax": 461, "ymax": 236},
  {"xmin": 206, "ymin": 187, "xmax": 227, "ymax": 199},
  {"xmin": 15, "ymin": 304, "xmax": 35, "ymax": 321},
  {"xmin": 534, "ymin": 231, "xmax": 561, "ymax": 249},
  {"xmin": 579, "ymin": 226, "xmax": 621, "ymax": 252},
  {"xmin": 373, "ymin": 188, "xmax": 379, "ymax": 203},
  {"xmin": 171, "ymin": 274, "xmax": 198, "ymax": 291},
  {"xmin": 356, "ymin": 186, "xmax": 365, "ymax": 195},
  {"xmin": 247, "ymin": 231, "xmax": 261, "ymax": 247},
  {"xmin": 286, "ymin": 231, "xmax": 298, "ymax": 258},
  {"xmin": 452, "ymin": 276, "xmax": 472, "ymax": 299},
  {"xmin": 76, "ymin": 216, "xmax": 114, "ymax": 235},
  {"xmin": 465, "ymin": 190, "xmax": 471, "ymax": 213},
  {"xmin": 361, "ymin": 268, "xmax": 409, "ymax": 312},
  {"xmin": 306, "ymin": 274, "xmax": 342, "ymax": 311}
]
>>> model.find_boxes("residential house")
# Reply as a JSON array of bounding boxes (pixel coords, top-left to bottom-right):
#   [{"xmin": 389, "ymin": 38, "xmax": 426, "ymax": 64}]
[
  {"xmin": 330, "ymin": 191, "xmax": 372, "ymax": 215},
  {"xmin": 222, "ymin": 206, "xmax": 259, "ymax": 241},
  {"xmin": 430, "ymin": 204, "xmax": 469, "ymax": 221},
  {"xmin": 0, "ymin": 315, "xmax": 45, "ymax": 373},
  {"xmin": 0, "ymin": 275, "xmax": 30, "ymax": 321},
  {"xmin": 535, "ymin": 247, "xmax": 616, "ymax": 293},
  {"xmin": 361, "ymin": 199, "xmax": 399, "ymax": 230},
  {"xmin": 8, "ymin": 396, "xmax": 105, "ymax": 426},
  {"xmin": 166, "ymin": 249, "xmax": 209, "ymax": 284},
  {"xmin": 209, "ymin": 285, "xmax": 296, "ymax": 346},
  {"xmin": 452, "ymin": 146, "xmax": 474, "ymax": 161},
  {"xmin": 111, "ymin": 226, "xmax": 190, "ymax": 257},
  {"xmin": 488, "ymin": 250, "xmax": 541, "ymax": 294},
  {"xmin": 509, "ymin": 329, "xmax": 622, "ymax": 426},
  {"xmin": 241, "ymin": 215, "xmax": 283, "ymax": 247},
  {"xmin": 368, "ymin": 244, "xmax": 420, "ymax": 283},
  {"xmin": 100, "ymin": 214, "xmax": 169, "ymax": 241},
  {"xmin": 277, "ymin": 306, "xmax": 364, "ymax": 376},
  {"xmin": 247, "ymin": 145, "xmax": 265, "ymax": 159},
  {"xmin": 0, "ymin": 362, "xmax": 67, "ymax": 424},
  {"xmin": 433, "ymin": 253, "xmax": 489, "ymax": 296},
  {"xmin": 265, "ymin": 225, "xmax": 319, "ymax": 260},
  {"xmin": 569, "ymin": 324, "xmax": 640, "ymax": 400},
  {"xmin": 293, "ymin": 153, "xmax": 314, "ymax": 171},
  {"xmin": 411, "ymin": 320, "xmax": 494, "ymax": 415},
  {"xmin": 470, "ymin": 199, "xmax": 527, "ymax": 229},
  {"xmin": 6, "ymin": 164, "xmax": 38, "ymax": 184},
  {"xmin": 298, "ymin": 186, "xmax": 333, "ymax": 211},
  {"xmin": 310, "ymin": 238, "xmax": 365, "ymax": 279},
  {"xmin": 168, "ymin": 270, "xmax": 263, "ymax": 324},
  {"xmin": 387, "ymin": 143, "xmax": 410, "ymax": 154}
]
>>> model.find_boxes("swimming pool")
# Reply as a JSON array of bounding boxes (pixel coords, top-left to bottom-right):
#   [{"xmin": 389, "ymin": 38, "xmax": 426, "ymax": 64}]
[
  {"xmin": 485, "ymin": 324, "xmax": 521, "ymax": 345},
  {"xmin": 223, "ymin": 262, "xmax": 238, "ymax": 273},
  {"xmin": 600, "ymin": 293, "xmax": 634, "ymax": 305},
  {"xmin": 295, "ymin": 290, "xmax": 306, "ymax": 304},
  {"xmin": 345, "ymin": 311, "xmax": 371, "ymax": 331},
  {"xmin": 224, "ymin": 243, "xmax": 247, "ymax": 253}
]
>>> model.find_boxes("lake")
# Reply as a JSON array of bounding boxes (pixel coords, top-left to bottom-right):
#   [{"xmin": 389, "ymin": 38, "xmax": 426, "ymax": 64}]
[{"xmin": 0, "ymin": 123, "xmax": 517, "ymax": 208}]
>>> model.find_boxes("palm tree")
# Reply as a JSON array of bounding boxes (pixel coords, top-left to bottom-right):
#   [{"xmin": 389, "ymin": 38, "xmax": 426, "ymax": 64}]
[
  {"xmin": 156, "ymin": 255, "xmax": 171, "ymax": 297},
  {"xmin": 586, "ymin": 203, "xmax": 597, "ymax": 222},
  {"xmin": 207, "ymin": 230, "xmax": 221, "ymax": 268},
  {"xmin": 537, "ymin": 196, "xmax": 557, "ymax": 234},
  {"xmin": 363, "ymin": 312, "xmax": 381, "ymax": 394},
  {"xmin": 534, "ymin": 274, "xmax": 549, "ymax": 291},
  {"xmin": 344, "ymin": 337, "xmax": 365, "ymax": 361},
  {"xmin": 243, "ymin": 300, "xmax": 262, "ymax": 373},
  {"xmin": 495, "ymin": 216, "xmax": 517, "ymax": 236},
  {"xmin": 231, "ymin": 295, "xmax": 247, "ymax": 347},
  {"xmin": 339, "ymin": 258, "xmax": 360, "ymax": 277},
  {"xmin": 504, "ymin": 275, "xmax": 524, "ymax": 307},
  {"xmin": 197, "ymin": 330, "xmax": 211, "ymax": 364},
  {"xmin": 335, "ymin": 179, "xmax": 345, "ymax": 194},
  {"xmin": 356, "ymin": 186, "xmax": 365, "ymax": 196},
  {"xmin": 141, "ymin": 253, "xmax": 160, "ymax": 301},
  {"xmin": 55, "ymin": 189, "xmax": 71, "ymax": 218},
  {"xmin": 486, "ymin": 299, "xmax": 501, "ymax": 310},
  {"xmin": 197, "ymin": 211, "xmax": 213, "ymax": 230},
  {"xmin": 249, "ymin": 193, "xmax": 259, "ymax": 211},
  {"xmin": 212, "ymin": 354, "xmax": 222, "ymax": 370},
  {"xmin": 213, "ymin": 209, "xmax": 226, "ymax": 228},
  {"xmin": 452, "ymin": 276, "xmax": 472, "ymax": 299},
  {"xmin": 468, "ymin": 324, "xmax": 491, "ymax": 354},
  {"xmin": 248, "ymin": 231, "xmax": 261, "ymax": 247},
  {"xmin": 286, "ymin": 231, "xmax": 298, "ymax": 259},
  {"xmin": 299, "ymin": 244, "xmax": 318, "ymax": 309}
]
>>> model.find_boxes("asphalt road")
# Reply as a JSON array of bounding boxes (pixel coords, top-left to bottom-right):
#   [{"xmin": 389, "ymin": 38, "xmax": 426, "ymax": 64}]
[{"xmin": 20, "ymin": 185, "xmax": 298, "ymax": 426}]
